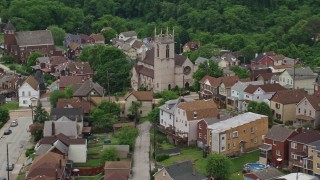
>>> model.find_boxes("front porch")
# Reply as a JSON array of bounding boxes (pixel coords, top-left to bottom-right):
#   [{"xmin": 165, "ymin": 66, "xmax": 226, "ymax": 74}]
[
  {"xmin": 259, "ymin": 144, "xmax": 272, "ymax": 165},
  {"xmin": 294, "ymin": 115, "xmax": 315, "ymax": 128},
  {"xmin": 156, "ymin": 125, "xmax": 188, "ymax": 146}
]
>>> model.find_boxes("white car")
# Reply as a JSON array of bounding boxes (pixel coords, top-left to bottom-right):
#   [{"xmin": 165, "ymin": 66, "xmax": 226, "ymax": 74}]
[{"xmin": 10, "ymin": 120, "xmax": 18, "ymax": 127}]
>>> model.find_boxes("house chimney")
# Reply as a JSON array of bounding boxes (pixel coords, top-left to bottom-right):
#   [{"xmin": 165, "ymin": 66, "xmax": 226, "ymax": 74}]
[
  {"xmin": 52, "ymin": 121, "xmax": 55, "ymax": 136},
  {"xmin": 217, "ymin": 113, "xmax": 220, "ymax": 119},
  {"xmin": 192, "ymin": 161, "xmax": 196, "ymax": 176}
]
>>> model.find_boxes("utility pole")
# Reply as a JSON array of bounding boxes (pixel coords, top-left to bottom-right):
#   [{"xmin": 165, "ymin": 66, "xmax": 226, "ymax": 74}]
[
  {"xmin": 153, "ymin": 122, "xmax": 156, "ymax": 159},
  {"xmin": 293, "ymin": 59, "xmax": 296, "ymax": 89},
  {"xmin": 107, "ymin": 70, "xmax": 110, "ymax": 102},
  {"xmin": 7, "ymin": 143, "xmax": 9, "ymax": 180}
]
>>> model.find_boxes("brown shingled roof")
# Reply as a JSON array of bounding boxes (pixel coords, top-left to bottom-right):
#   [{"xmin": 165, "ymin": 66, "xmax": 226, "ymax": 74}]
[
  {"xmin": 200, "ymin": 75, "xmax": 239, "ymax": 88},
  {"xmin": 132, "ymin": 40, "xmax": 143, "ymax": 49},
  {"xmin": 271, "ymin": 54, "xmax": 285, "ymax": 61},
  {"xmin": 125, "ymin": 90, "xmax": 153, "ymax": 101},
  {"xmin": 305, "ymin": 95, "xmax": 320, "ymax": 111},
  {"xmin": 89, "ymin": 33, "xmax": 105, "ymax": 42},
  {"xmin": 68, "ymin": 42, "xmax": 81, "ymax": 50},
  {"xmin": 288, "ymin": 130, "xmax": 320, "ymax": 144},
  {"xmin": 271, "ymin": 89, "xmax": 306, "ymax": 104},
  {"xmin": 24, "ymin": 76, "xmax": 39, "ymax": 90},
  {"xmin": 174, "ymin": 54, "xmax": 187, "ymax": 66},
  {"xmin": 104, "ymin": 161, "xmax": 131, "ymax": 169},
  {"xmin": 59, "ymin": 76, "xmax": 83, "ymax": 88},
  {"xmin": 56, "ymin": 99, "xmax": 91, "ymax": 113},
  {"xmin": 221, "ymin": 76, "xmax": 239, "ymax": 88},
  {"xmin": 50, "ymin": 56, "xmax": 68, "ymax": 66},
  {"xmin": 244, "ymin": 83, "xmax": 287, "ymax": 94},
  {"xmin": 257, "ymin": 72, "xmax": 282, "ymax": 81},
  {"xmin": 178, "ymin": 100, "xmax": 218, "ymax": 120}
]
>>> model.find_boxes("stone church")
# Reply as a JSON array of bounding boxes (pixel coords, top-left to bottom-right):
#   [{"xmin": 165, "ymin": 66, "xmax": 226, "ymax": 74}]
[{"xmin": 131, "ymin": 29, "xmax": 196, "ymax": 92}]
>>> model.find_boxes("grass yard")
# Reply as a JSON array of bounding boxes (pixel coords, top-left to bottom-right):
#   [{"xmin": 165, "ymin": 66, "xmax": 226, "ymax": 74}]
[
  {"xmin": 75, "ymin": 173, "xmax": 103, "ymax": 180},
  {"xmin": 0, "ymin": 34, "xmax": 3, "ymax": 42},
  {"xmin": 158, "ymin": 147, "xmax": 260, "ymax": 179},
  {"xmin": 17, "ymin": 173, "xmax": 26, "ymax": 180},
  {"xmin": 3, "ymin": 102, "xmax": 19, "ymax": 110},
  {"xmin": 74, "ymin": 133, "xmax": 120, "ymax": 168},
  {"xmin": 160, "ymin": 141, "xmax": 175, "ymax": 150},
  {"xmin": 3, "ymin": 63, "xmax": 30, "ymax": 75}
]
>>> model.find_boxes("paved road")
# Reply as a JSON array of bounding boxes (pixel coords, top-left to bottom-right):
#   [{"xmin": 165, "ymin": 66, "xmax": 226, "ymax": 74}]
[
  {"xmin": 0, "ymin": 117, "xmax": 32, "ymax": 178},
  {"xmin": 131, "ymin": 121, "xmax": 152, "ymax": 180}
]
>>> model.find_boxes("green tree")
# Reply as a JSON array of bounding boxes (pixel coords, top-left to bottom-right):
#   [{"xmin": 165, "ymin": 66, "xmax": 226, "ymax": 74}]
[
  {"xmin": 128, "ymin": 101, "xmax": 142, "ymax": 122},
  {"xmin": 101, "ymin": 147, "xmax": 118, "ymax": 163},
  {"xmin": 192, "ymin": 61, "xmax": 223, "ymax": 91},
  {"xmin": 33, "ymin": 102, "xmax": 49, "ymax": 123},
  {"xmin": 115, "ymin": 126, "xmax": 139, "ymax": 150},
  {"xmin": 64, "ymin": 86, "xmax": 73, "ymax": 98},
  {"xmin": 206, "ymin": 153, "xmax": 232, "ymax": 180},
  {"xmin": 247, "ymin": 101, "xmax": 272, "ymax": 125},
  {"xmin": 47, "ymin": 25, "xmax": 66, "ymax": 46},
  {"xmin": 0, "ymin": 55, "xmax": 14, "ymax": 64},
  {"xmin": 29, "ymin": 122, "xmax": 44, "ymax": 142},
  {"xmin": 49, "ymin": 90, "xmax": 67, "ymax": 107},
  {"xmin": 247, "ymin": 101, "xmax": 258, "ymax": 112},
  {"xmin": 27, "ymin": 52, "xmax": 42, "ymax": 67},
  {"xmin": 97, "ymin": 101, "xmax": 120, "ymax": 117},
  {"xmin": 91, "ymin": 109, "xmax": 117, "ymax": 131},
  {"xmin": 230, "ymin": 66, "xmax": 250, "ymax": 79},
  {"xmin": 0, "ymin": 107, "xmax": 9, "ymax": 124},
  {"xmin": 101, "ymin": 28, "xmax": 117, "ymax": 44},
  {"xmin": 147, "ymin": 107, "xmax": 160, "ymax": 123},
  {"xmin": 158, "ymin": 90, "xmax": 179, "ymax": 105}
]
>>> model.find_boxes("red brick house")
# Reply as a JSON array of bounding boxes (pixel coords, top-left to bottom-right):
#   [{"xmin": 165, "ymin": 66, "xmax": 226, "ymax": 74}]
[
  {"xmin": 287, "ymin": 129, "xmax": 320, "ymax": 172},
  {"xmin": 3, "ymin": 22, "xmax": 58, "ymax": 62},
  {"xmin": 66, "ymin": 42, "xmax": 82, "ymax": 60},
  {"xmin": 251, "ymin": 52, "xmax": 276, "ymax": 66},
  {"xmin": 259, "ymin": 126, "xmax": 298, "ymax": 167},
  {"xmin": 35, "ymin": 56, "xmax": 68, "ymax": 73},
  {"xmin": 88, "ymin": 33, "xmax": 105, "ymax": 44}
]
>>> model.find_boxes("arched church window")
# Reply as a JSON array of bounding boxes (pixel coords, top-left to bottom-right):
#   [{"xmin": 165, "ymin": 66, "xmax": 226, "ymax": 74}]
[{"xmin": 166, "ymin": 45, "xmax": 169, "ymax": 58}]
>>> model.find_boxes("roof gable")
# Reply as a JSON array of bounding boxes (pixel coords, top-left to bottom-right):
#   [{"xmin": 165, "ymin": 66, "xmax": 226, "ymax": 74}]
[{"xmin": 21, "ymin": 76, "xmax": 39, "ymax": 91}]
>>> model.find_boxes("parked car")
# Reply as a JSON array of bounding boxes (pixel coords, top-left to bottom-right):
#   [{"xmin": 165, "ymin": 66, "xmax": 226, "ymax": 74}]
[
  {"xmin": 10, "ymin": 120, "xmax": 18, "ymax": 127},
  {"xmin": 6, "ymin": 164, "xmax": 14, "ymax": 171},
  {"xmin": 4, "ymin": 129, "xmax": 12, "ymax": 135}
]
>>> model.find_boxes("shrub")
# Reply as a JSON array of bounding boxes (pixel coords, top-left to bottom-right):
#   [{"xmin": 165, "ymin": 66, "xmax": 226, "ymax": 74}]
[
  {"xmin": 273, "ymin": 119, "xmax": 283, "ymax": 124},
  {"xmin": 9, "ymin": 65, "xmax": 16, "ymax": 70},
  {"xmin": 155, "ymin": 153, "xmax": 170, "ymax": 162},
  {"xmin": 25, "ymin": 147, "xmax": 35, "ymax": 157},
  {"xmin": 153, "ymin": 92, "xmax": 162, "ymax": 99}
]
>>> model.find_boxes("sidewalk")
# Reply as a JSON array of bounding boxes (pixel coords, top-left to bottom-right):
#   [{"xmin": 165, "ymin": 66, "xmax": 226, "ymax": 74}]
[{"xmin": 10, "ymin": 140, "xmax": 33, "ymax": 179}]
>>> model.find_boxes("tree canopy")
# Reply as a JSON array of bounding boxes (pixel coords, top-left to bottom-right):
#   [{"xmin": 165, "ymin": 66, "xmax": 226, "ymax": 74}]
[
  {"xmin": 47, "ymin": 25, "xmax": 66, "ymax": 46},
  {"xmin": 193, "ymin": 61, "xmax": 223, "ymax": 90},
  {"xmin": 206, "ymin": 153, "xmax": 232, "ymax": 179}
]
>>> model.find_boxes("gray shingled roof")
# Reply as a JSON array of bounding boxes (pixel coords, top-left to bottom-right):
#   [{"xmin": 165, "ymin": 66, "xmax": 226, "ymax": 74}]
[
  {"xmin": 159, "ymin": 98, "xmax": 194, "ymax": 115},
  {"xmin": 195, "ymin": 57, "xmax": 209, "ymax": 65},
  {"xmin": 35, "ymin": 144, "xmax": 53, "ymax": 156},
  {"xmin": 43, "ymin": 121, "xmax": 78, "ymax": 138},
  {"xmin": 50, "ymin": 140, "xmax": 69, "ymax": 154},
  {"xmin": 120, "ymin": 31, "xmax": 137, "ymax": 37},
  {"xmin": 231, "ymin": 81, "xmax": 264, "ymax": 93},
  {"xmin": 162, "ymin": 161, "xmax": 206, "ymax": 180},
  {"xmin": 73, "ymin": 80, "xmax": 104, "ymax": 97},
  {"xmin": 51, "ymin": 108, "xmax": 84, "ymax": 122},
  {"xmin": 286, "ymin": 67, "xmax": 316, "ymax": 80},
  {"xmin": 15, "ymin": 30, "xmax": 54, "ymax": 46},
  {"xmin": 248, "ymin": 167, "xmax": 283, "ymax": 179},
  {"xmin": 265, "ymin": 125, "xmax": 295, "ymax": 142},
  {"xmin": 4, "ymin": 22, "xmax": 15, "ymax": 31}
]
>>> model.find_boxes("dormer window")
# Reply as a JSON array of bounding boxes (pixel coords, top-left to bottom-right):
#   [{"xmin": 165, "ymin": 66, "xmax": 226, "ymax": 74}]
[{"xmin": 193, "ymin": 112, "xmax": 197, "ymax": 118}]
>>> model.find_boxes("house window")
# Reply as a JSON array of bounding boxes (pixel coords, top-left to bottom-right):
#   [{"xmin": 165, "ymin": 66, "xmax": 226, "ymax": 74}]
[
  {"xmin": 23, "ymin": 100, "xmax": 27, "ymax": 104},
  {"xmin": 140, "ymin": 110, "xmax": 142, "ymax": 114},
  {"xmin": 185, "ymin": 122, "xmax": 187, "ymax": 127},
  {"xmin": 298, "ymin": 108, "xmax": 300, "ymax": 113},
  {"xmin": 309, "ymin": 110, "xmax": 312, "ymax": 116},
  {"xmin": 317, "ymin": 163, "xmax": 320, "ymax": 169},
  {"xmin": 232, "ymin": 131, "xmax": 238, "ymax": 138},
  {"xmin": 161, "ymin": 110, "xmax": 163, "ymax": 115},
  {"xmin": 303, "ymin": 145, "xmax": 307, "ymax": 152},
  {"xmin": 209, "ymin": 131, "xmax": 212, "ymax": 136},
  {"xmin": 178, "ymin": 109, "xmax": 180, "ymax": 114},
  {"xmin": 183, "ymin": 111, "xmax": 185, "ymax": 116},
  {"xmin": 22, "ymin": 91, "xmax": 25, "ymax": 96},
  {"xmin": 227, "ymin": 144, "xmax": 230, "ymax": 150},
  {"xmin": 304, "ymin": 109, "xmax": 306, "ymax": 115},
  {"xmin": 161, "ymin": 119, "xmax": 163, "ymax": 124},
  {"xmin": 233, "ymin": 143, "xmax": 236, "ymax": 147},
  {"xmin": 292, "ymin": 153, "xmax": 297, "ymax": 160},
  {"xmin": 199, "ymin": 124, "xmax": 202, "ymax": 129},
  {"xmin": 276, "ymin": 150, "xmax": 281, "ymax": 156},
  {"xmin": 291, "ymin": 142, "xmax": 297, "ymax": 149},
  {"xmin": 318, "ymin": 151, "xmax": 320, "ymax": 158},
  {"xmin": 243, "ymin": 129, "xmax": 246, "ymax": 134},
  {"xmin": 199, "ymin": 133, "xmax": 202, "ymax": 138},
  {"xmin": 221, "ymin": 146, "xmax": 225, "ymax": 150},
  {"xmin": 276, "ymin": 103, "xmax": 280, "ymax": 109},
  {"xmin": 257, "ymin": 96, "xmax": 259, "ymax": 99},
  {"xmin": 166, "ymin": 45, "xmax": 169, "ymax": 58},
  {"xmin": 176, "ymin": 117, "xmax": 178, "ymax": 122},
  {"xmin": 221, "ymin": 136, "xmax": 225, "ymax": 140},
  {"xmin": 273, "ymin": 140, "xmax": 276, "ymax": 146},
  {"xmin": 193, "ymin": 112, "xmax": 197, "ymax": 118},
  {"xmin": 169, "ymin": 115, "xmax": 172, "ymax": 119},
  {"xmin": 305, "ymin": 101, "xmax": 307, "ymax": 105},
  {"xmin": 262, "ymin": 135, "xmax": 265, "ymax": 141},
  {"xmin": 254, "ymin": 137, "xmax": 258, "ymax": 143},
  {"xmin": 291, "ymin": 80, "xmax": 293, "ymax": 84},
  {"xmin": 163, "ymin": 172, "xmax": 166, "ymax": 176}
]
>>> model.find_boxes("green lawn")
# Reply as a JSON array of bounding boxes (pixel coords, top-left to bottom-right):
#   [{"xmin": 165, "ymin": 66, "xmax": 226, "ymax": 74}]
[
  {"xmin": 159, "ymin": 148, "xmax": 260, "ymax": 179},
  {"xmin": 0, "ymin": 34, "xmax": 3, "ymax": 42},
  {"xmin": 75, "ymin": 173, "xmax": 103, "ymax": 180},
  {"xmin": 2, "ymin": 63, "xmax": 30, "ymax": 75},
  {"xmin": 17, "ymin": 173, "xmax": 26, "ymax": 180},
  {"xmin": 160, "ymin": 141, "xmax": 175, "ymax": 150},
  {"xmin": 3, "ymin": 102, "xmax": 19, "ymax": 110}
]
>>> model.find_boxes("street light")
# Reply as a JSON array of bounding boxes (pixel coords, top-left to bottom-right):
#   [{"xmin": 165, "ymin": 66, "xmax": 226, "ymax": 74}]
[
  {"xmin": 6, "ymin": 142, "xmax": 11, "ymax": 180},
  {"xmin": 29, "ymin": 103, "xmax": 35, "ymax": 122}
]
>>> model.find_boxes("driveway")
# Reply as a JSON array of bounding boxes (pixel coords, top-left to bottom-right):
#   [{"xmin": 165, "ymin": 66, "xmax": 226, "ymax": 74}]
[
  {"xmin": 0, "ymin": 117, "xmax": 32, "ymax": 178},
  {"xmin": 131, "ymin": 121, "xmax": 152, "ymax": 180}
]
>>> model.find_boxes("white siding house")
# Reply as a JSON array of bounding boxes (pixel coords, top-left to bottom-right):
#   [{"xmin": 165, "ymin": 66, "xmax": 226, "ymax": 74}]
[
  {"xmin": 68, "ymin": 143, "xmax": 87, "ymax": 163},
  {"xmin": 18, "ymin": 76, "xmax": 40, "ymax": 107}
]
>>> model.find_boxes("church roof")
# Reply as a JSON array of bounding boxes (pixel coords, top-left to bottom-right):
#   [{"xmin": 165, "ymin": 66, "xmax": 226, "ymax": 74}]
[
  {"xmin": 15, "ymin": 30, "xmax": 54, "ymax": 46},
  {"xmin": 4, "ymin": 22, "xmax": 15, "ymax": 31},
  {"xmin": 174, "ymin": 54, "xmax": 187, "ymax": 66},
  {"xmin": 135, "ymin": 65, "xmax": 154, "ymax": 78}
]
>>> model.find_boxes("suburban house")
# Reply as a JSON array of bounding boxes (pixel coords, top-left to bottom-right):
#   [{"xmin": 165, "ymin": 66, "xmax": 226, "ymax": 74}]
[
  {"xmin": 229, "ymin": 80, "xmax": 264, "ymax": 112},
  {"xmin": 73, "ymin": 79, "xmax": 104, "ymax": 103},
  {"xmin": 158, "ymin": 98, "xmax": 193, "ymax": 133},
  {"xmin": 36, "ymin": 133, "xmax": 87, "ymax": 163},
  {"xmin": 279, "ymin": 67, "xmax": 316, "ymax": 94},
  {"xmin": 66, "ymin": 42, "xmax": 83, "ymax": 60},
  {"xmin": 59, "ymin": 76, "xmax": 84, "ymax": 90},
  {"xmin": 131, "ymin": 30, "xmax": 195, "ymax": 92},
  {"xmin": 122, "ymin": 44, "xmax": 138, "ymax": 60},
  {"xmin": 43, "ymin": 120, "xmax": 79, "ymax": 138},
  {"xmin": 256, "ymin": 72, "xmax": 282, "ymax": 84},
  {"xmin": 215, "ymin": 53, "xmax": 240, "ymax": 68},
  {"xmin": 208, "ymin": 112, "xmax": 268, "ymax": 155},
  {"xmin": 57, "ymin": 98, "xmax": 91, "ymax": 115},
  {"xmin": 243, "ymin": 83, "xmax": 287, "ymax": 108},
  {"xmin": 314, "ymin": 75, "xmax": 320, "ymax": 96},
  {"xmin": 271, "ymin": 54, "xmax": 285, "ymax": 66},
  {"xmin": 104, "ymin": 161, "xmax": 131, "ymax": 180},
  {"xmin": 124, "ymin": 90, "xmax": 153, "ymax": 118},
  {"xmin": 308, "ymin": 140, "xmax": 320, "ymax": 178},
  {"xmin": 259, "ymin": 126, "xmax": 298, "ymax": 167},
  {"xmin": 18, "ymin": 76, "xmax": 40, "ymax": 107},
  {"xmin": 3, "ymin": 22, "xmax": 59, "ymax": 62},
  {"xmin": 174, "ymin": 100, "xmax": 218, "ymax": 146},
  {"xmin": 249, "ymin": 68, "xmax": 272, "ymax": 81},
  {"xmin": 53, "ymin": 61, "xmax": 94, "ymax": 79},
  {"xmin": 183, "ymin": 41, "xmax": 201, "ymax": 53},
  {"xmin": 270, "ymin": 64, "xmax": 293, "ymax": 73},
  {"xmin": 250, "ymin": 51, "xmax": 276, "ymax": 66},
  {"xmin": 154, "ymin": 161, "xmax": 207, "ymax": 180},
  {"xmin": 270, "ymin": 89, "xmax": 306, "ymax": 123},
  {"xmin": 26, "ymin": 152, "xmax": 70, "ymax": 179},
  {"xmin": 287, "ymin": 129, "xmax": 320, "ymax": 172},
  {"xmin": 118, "ymin": 31, "xmax": 137, "ymax": 41},
  {"xmin": 34, "ymin": 56, "xmax": 68, "ymax": 73},
  {"xmin": 51, "ymin": 108, "xmax": 84, "ymax": 133},
  {"xmin": 0, "ymin": 73, "xmax": 25, "ymax": 102},
  {"xmin": 88, "ymin": 33, "xmax": 105, "ymax": 44},
  {"xmin": 295, "ymin": 95, "xmax": 320, "ymax": 128},
  {"xmin": 63, "ymin": 33, "xmax": 81, "ymax": 48},
  {"xmin": 219, "ymin": 76, "xmax": 241, "ymax": 109},
  {"xmin": 276, "ymin": 173, "xmax": 319, "ymax": 180}
]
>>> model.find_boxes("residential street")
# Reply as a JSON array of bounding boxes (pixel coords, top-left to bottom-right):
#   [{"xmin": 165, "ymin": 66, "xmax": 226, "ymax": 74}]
[
  {"xmin": 0, "ymin": 116, "xmax": 32, "ymax": 178},
  {"xmin": 131, "ymin": 121, "xmax": 152, "ymax": 180}
]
